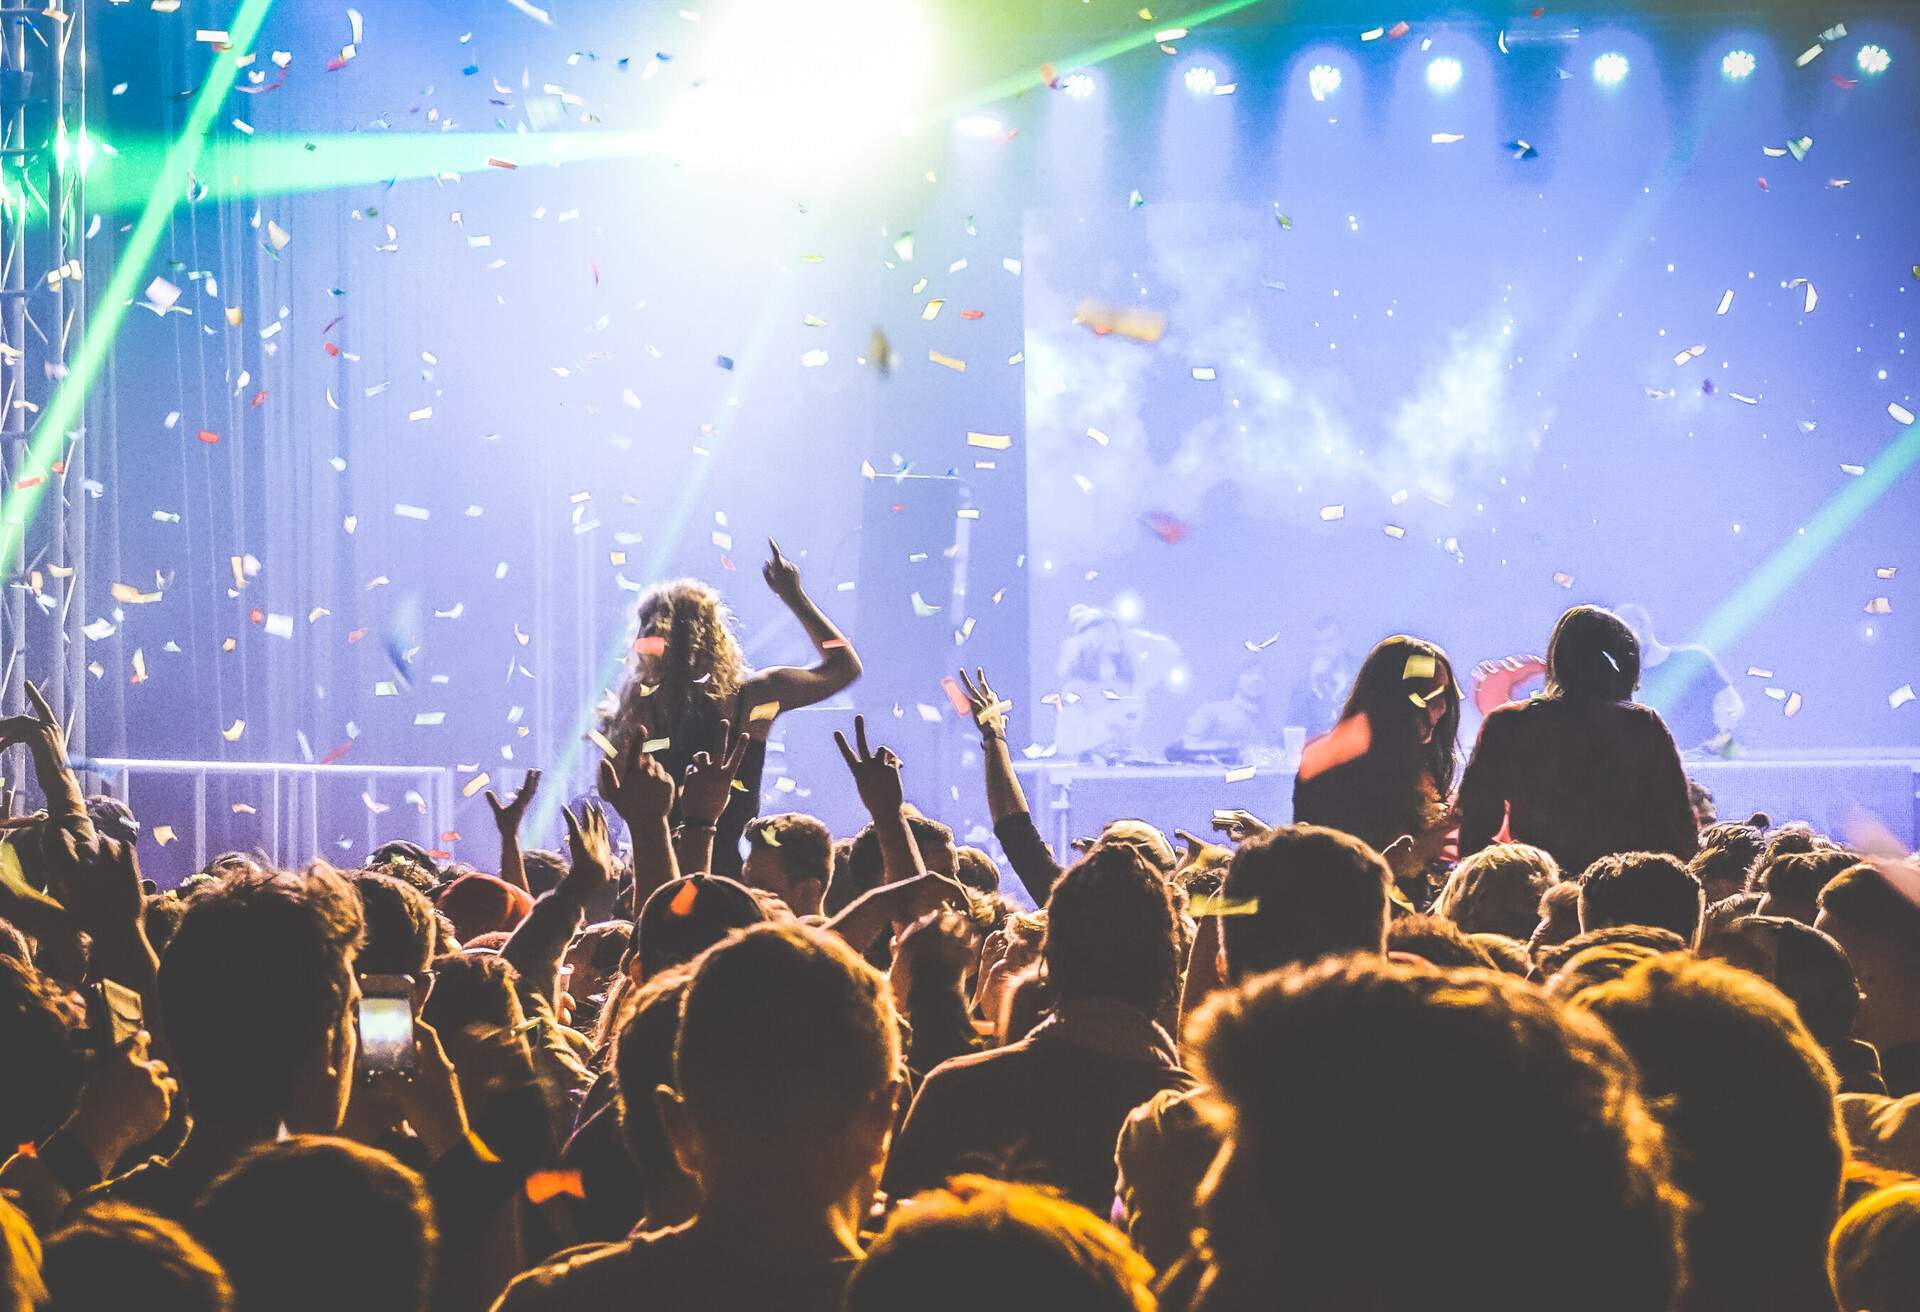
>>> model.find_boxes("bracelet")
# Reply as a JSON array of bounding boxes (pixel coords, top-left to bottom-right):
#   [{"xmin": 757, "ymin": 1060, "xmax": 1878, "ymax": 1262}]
[{"xmin": 678, "ymin": 820, "xmax": 718, "ymax": 834}]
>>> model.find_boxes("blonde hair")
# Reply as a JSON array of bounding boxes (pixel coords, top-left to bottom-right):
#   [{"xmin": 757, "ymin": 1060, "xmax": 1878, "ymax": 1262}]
[{"xmin": 601, "ymin": 579, "xmax": 749, "ymax": 756}]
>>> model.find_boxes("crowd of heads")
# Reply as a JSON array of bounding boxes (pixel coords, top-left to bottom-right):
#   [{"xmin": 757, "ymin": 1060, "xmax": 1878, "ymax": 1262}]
[{"xmin": 3, "ymin": 596, "xmax": 1920, "ymax": 1312}]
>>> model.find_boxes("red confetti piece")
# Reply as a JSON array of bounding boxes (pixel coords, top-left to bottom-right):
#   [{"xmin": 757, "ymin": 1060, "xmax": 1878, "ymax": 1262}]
[
  {"xmin": 941, "ymin": 676, "xmax": 971, "ymax": 717},
  {"xmin": 959, "ymin": 309, "xmax": 984, "ymax": 320},
  {"xmin": 324, "ymin": 55, "xmax": 350, "ymax": 72},
  {"xmin": 439, "ymin": 831, "xmax": 461, "ymax": 844},
  {"xmin": 249, "ymin": 390, "xmax": 267, "ymax": 408},
  {"xmin": 1757, "ymin": 177, "xmax": 1769, "ymax": 191},
  {"xmin": 1387, "ymin": 20, "xmax": 1410, "ymax": 38},
  {"xmin": 324, "ymin": 342, "xmax": 340, "ymax": 357},
  {"xmin": 670, "ymin": 881, "xmax": 700, "ymax": 917},
  {"xmin": 197, "ymin": 429, "xmax": 221, "ymax": 444},
  {"xmin": 427, "ymin": 849, "xmax": 452, "ymax": 861},
  {"xmin": 1142, "ymin": 511, "xmax": 1190, "ymax": 544},
  {"xmin": 249, "ymin": 608, "xmax": 264, "ymax": 625},
  {"xmin": 720, "ymin": 555, "xmax": 736, "ymax": 572},
  {"xmin": 524, "ymin": 1170, "xmax": 585, "ymax": 1205},
  {"xmin": 318, "ymin": 741, "xmax": 354, "ymax": 765},
  {"xmin": 1040, "ymin": 61, "xmax": 1060, "ymax": 89},
  {"xmin": 50, "ymin": 461, "xmax": 64, "ymax": 475},
  {"xmin": 485, "ymin": 156, "xmax": 518, "ymax": 170},
  {"xmin": 1530, "ymin": 5, "xmax": 1544, "ymax": 15},
  {"xmin": 346, "ymin": 627, "xmax": 369, "ymax": 644},
  {"xmin": 634, "ymin": 635, "xmax": 668, "ymax": 657},
  {"xmin": 15, "ymin": 475, "xmax": 40, "ymax": 490},
  {"xmin": 1831, "ymin": 74, "xmax": 1858, "ymax": 89}
]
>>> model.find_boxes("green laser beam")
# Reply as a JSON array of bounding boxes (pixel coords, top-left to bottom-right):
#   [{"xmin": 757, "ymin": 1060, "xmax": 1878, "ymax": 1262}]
[
  {"xmin": 1645, "ymin": 415, "xmax": 1920, "ymax": 707},
  {"xmin": 0, "ymin": 0, "xmax": 278, "ymax": 567}
]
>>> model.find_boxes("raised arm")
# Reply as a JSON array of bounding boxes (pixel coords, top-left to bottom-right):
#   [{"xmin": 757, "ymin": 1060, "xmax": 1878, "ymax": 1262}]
[
  {"xmin": 597, "ymin": 734, "xmax": 680, "ymax": 918},
  {"xmin": 743, "ymin": 539, "xmax": 863, "ymax": 724},
  {"xmin": 502, "ymin": 803, "xmax": 612, "ymax": 1006},
  {"xmin": 482, "ymin": 769, "xmax": 541, "ymax": 893},
  {"xmin": 958, "ymin": 667, "xmax": 1062, "ymax": 904},
  {"xmin": 675, "ymin": 721, "xmax": 749, "ymax": 874}
]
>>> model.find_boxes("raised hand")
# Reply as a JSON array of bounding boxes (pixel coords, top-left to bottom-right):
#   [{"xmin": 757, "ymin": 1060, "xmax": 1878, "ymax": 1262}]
[
  {"xmin": 680, "ymin": 720, "xmax": 750, "ymax": 827},
  {"xmin": 834, "ymin": 714, "xmax": 904, "ymax": 818},
  {"xmin": 1209, "ymin": 808, "xmax": 1272, "ymax": 842},
  {"xmin": 58, "ymin": 834, "xmax": 145, "ymax": 944},
  {"xmin": 890, "ymin": 908, "xmax": 979, "ymax": 1009},
  {"xmin": 957, "ymin": 667, "xmax": 1011, "ymax": 741},
  {"xmin": 561, "ymin": 801, "xmax": 614, "ymax": 895},
  {"xmin": 0, "ymin": 679, "xmax": 70, "ymax": 766},
  {"xmin": 483, "ymin": 769, "xmax": 542, "ymax": 837},
  {"xmin": 67, "ymin": 1029, "xmax": 177, "ymax": 1175},
  {"xmin": 598, "ymin": 728, "xmax": 676, "ymax": 829},
  {"xmin": 762, "ymin": 537, "xmax": 803, "ymax": 602},
  {"xmin": 1173, "ymin": 828, "xmax": 1229, "ymax": 871}
]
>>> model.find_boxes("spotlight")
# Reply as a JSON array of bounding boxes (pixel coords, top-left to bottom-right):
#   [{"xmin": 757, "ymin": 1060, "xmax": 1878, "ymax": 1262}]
[
  {"xmin": 1858, "ymin": 44, "xmax": 1891, "ymax": 75},
  {"xmin": 1592, "ymin": 52, "xmax": 1630, "ymax": 85},
  {"xmin": 955, "ymin": 114, "xmax": 1005, "ymax": 138},
  {"xmin": 1721, "ymin": 49, "xmax": 1755, "ymax": 79},
  {"xmin": 1184, "ymin": 65, "xmax": 1218, "ymax": 95},
  {"xmin": 1309, "ymin": 64, "xmax": 1342, "ymax": 100},
  {"xmin": 1425, "ymin": 57, "xmax": 1462, "ymax": 92},
  {"xmin": 1062, "ymin": 72, "xmax": 1095, "ymax": 98}
]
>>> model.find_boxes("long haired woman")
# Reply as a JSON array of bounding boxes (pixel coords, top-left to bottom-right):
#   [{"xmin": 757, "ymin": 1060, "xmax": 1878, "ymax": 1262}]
[{"xmin": 599, "ymin": 540, "xmax": 860, "ymax": 874}]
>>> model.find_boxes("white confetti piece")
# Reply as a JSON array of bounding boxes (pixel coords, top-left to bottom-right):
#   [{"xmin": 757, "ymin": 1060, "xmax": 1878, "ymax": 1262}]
[
  {"xmin": 1086, "ymin": 427, "xmax": 1110, "ymax": 447},
  {"xmin": 1319, "ymin": 504, "xmax": 1345, "ymax": 521},
  {"xmin": 1191, "ymin": 366, "xmax": 1217, "ymax": 381},
  {"xmin": 1892, "ymin": 684, "xmax": 1916, "ymax": 710},
  {"xmin": 1784, "ymin": 692, "xmax": 1803, "ymax": 717},
  {"xmin": 394, "ymin": 503, "xmax": 431, "ymax": 520},
  {"xmin": 967, "ymin": 432, "xmax": 1011, "ymax": 450},
  {"xmin": 222, "ymin": 719, "xmax": 246, "ymax": 741},
  {"xmin": 264, "ymin": 613, "xmax": 294, "ymax": 639},
  {"xmin": 1716, "ymin": 289, "xmax": 1734, "ymax": 315},
  {"xmin": 1891, "ymin": 402, "xmax": 1916, "ymax": 426},
  {"xmin": 1431, "ymin": 132, "xmax": 1465, "ymax": 144},
  {"xmin": 1673, "ymin": 344, "xmax": 1706, "ymax": 366},
  {"xmin": 1224, "ymin": 765, "xmax": 1257, "ymax": 783},
  {"xmin": 408, "ymin": 405, "xmax": 434, "ymax": 422}
]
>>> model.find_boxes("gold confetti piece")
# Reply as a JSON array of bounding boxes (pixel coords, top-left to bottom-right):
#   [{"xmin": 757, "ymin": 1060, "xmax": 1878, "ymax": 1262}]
[
  {"xmin": 1190, "ymin": 366, "xmax": 1217, "ymax": 381},
  {"xmin": 154, "ymin": 826, "xmax": 176, "ymax": 846},
  {"xmin": 1877, "ymin": 567, "xmax": 1898, "ymax": 579},
  {"xmin": 461, "ymin": 772, "xmax": 491, "ymax": 798},
  {"xmin": 1553, "ymin": 571, "xmax": 1575, "ymax": 588},
  {"xmin": 1403, "ymin": 654, "xmax": 1437, "ymax": 680},
  {"xmin": 922, "ymin": 299, "xmax": 944, "ymax": 321},
  {"xmin": 641, "ymin": 736, "xmax": 672, "ymax": 753},
  {"xmin": 1320, "ymin": 504, "xmax": 1345, "ymax": 521},
  {"xmin": 1673, "ymin": 344, "xmax": 1705, "ymax": 366},
  {"xmin": 1716, "ymin": 289, "xmax": 1734, "ymax": 315},
  {"xmin": 968, "ymin": 432, "xmax": 1012, "ymax": 450},
  {"xmin": 111, "ymin": 582, "xmax": 163, "ymax": 604},
  {"xmin": 1892, "ymin": 685, "xmax": 1916, "ymax": 710},
  {"xmin": 1866, "ymin": 597, "xmax": 1893, "ymax": 615},
  {"xmin": 1224, "ymin": 765, "xmax": 1258, "ymax": 783},
  {"xmin": 1189, "ymin": 893, "xmax": 1261, "ymax": 917},
  {"xmin": 222, "ymin": 719, "xmax": 246, "ymax": 741},
  {"xmin": 1384, "ymin": 525, "xmax": 1406, "ymax": 538},
  {"xmin": 1072, "ymin": 300, "xmax": 1167, "ymax": 343},
  {"xmin": 1784, "ymin": 692, "xmax": 1803, "ymax": 717},
  {"xmin": 587, "ymin": 729, "xmax": 618, "ymax": 757},
  {"xmin": 929, "ymin": 351, "xmax": 966, "ymax": 372},
  {"xmin": 748, "ymin": 700, "xmax": 781, "ymax": 723},
  {"xmin": 225, "ymin": 305, "xmax": 243, "ymax": 326}
]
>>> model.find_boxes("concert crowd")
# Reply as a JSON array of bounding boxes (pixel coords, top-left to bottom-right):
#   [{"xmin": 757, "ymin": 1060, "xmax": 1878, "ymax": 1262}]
[{"xmin": 2, "ymin": 548, "xmax": 1918, "ymax": 1312}]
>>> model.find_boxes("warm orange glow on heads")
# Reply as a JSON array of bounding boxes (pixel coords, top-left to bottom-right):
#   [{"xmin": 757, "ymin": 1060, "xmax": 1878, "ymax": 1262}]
[{"xmin": 1298, "ymin": 712, "xmax": 1372, "ymax": 782}]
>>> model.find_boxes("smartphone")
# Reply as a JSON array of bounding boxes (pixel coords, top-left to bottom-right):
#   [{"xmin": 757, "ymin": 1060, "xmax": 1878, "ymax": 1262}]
[
  {"xmin": 86, "ymin": 978, "xmax": 144, "ymax": 1052},
  {"xmin": 357, "ymin": 975, "xmax": 417, "ymax": 1079}
]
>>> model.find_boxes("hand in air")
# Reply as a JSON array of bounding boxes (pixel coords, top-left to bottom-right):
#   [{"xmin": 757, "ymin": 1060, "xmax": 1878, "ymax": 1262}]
[
  {"xmin": 834, "ymin": 715, "xmax": 905, "ymax": 817},
  {"xmin": 762, "ymin": 538, "xmax": 803, "ymax": 601},
  {"xmin": 598, "ymin": 729, "xmax": 676, "ymax": 828},
  {"xmin": 680, "ymin": 720, "xmax": 750, "ymax": 827},
  {"xmin": 957, "ymin": 667, "xmax": 1010, "ymax": 741},
  {"xmin": 483, "ymin": 769, "xmax": 542, "ymax": 836},
  {"xmin": 1209, "ymin": 809, "xmax": 1272, "ymax": 842},
  {"xmin": 562, "ymin": 802, "xmax": 615, "ymax": 896}
]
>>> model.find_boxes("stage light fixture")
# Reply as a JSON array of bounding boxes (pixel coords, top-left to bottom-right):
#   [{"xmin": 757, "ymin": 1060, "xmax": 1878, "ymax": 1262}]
[
  {"xmin": 1184, "ymin": 65, "xmax": 1219, "ymax": 95},
  {"xmin": 1721, "ymin": 49, "xmax": 1755, "ymax": 79},
  {"xmin": 1425, "ymin": 57, "xmax": 1462, "ymax": 92},
  {"xmin": 1063, "ymin": 72, "xmax": 1096, "ymax": 98},
  {"xmin": 1858, "ymin": 44, "xmax": 1891, "ymax": 75},
  {"xmin": 956, "ymin": 114, "xmax": 1005, "ymax": 138},
  {"xmin": 1592, "ymin": 52, "xmax": 1630, "ymax": 85},
  {"xmin": 1309, "ymin": 64, "xmax": 1342, "ymax": 100}
]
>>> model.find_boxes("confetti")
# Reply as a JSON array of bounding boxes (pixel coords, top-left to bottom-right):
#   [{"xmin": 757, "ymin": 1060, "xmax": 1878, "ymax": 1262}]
[
  {"xmin": 1319, "ymin": 504, "xmax": 1345, "ymax": 521},
  {"xmin": 1224, "ymin": 765, "xmax": 1257, "ymax": 783},
  {"xmin": 911, "ymin": 591, "xmax": 943, "ymax": 617},
  {"xmin": 1142, "ymin": 512, "xmax": 1189, "ymax": 544},
  {"xmin": 461, "ymin": 772, "xmax": 492, "ymax": 797},
  {"xmin": 1191, "ymin": 366, "xmax": 1217, "ymax": 381},
  {"xmin": 929, "ymin": 351, "xmax": 967, "ymax": 372},
  {"xmin": 1673, "ymin": 344, "xmax": 1706, "ymax": 366},
  {"xmin": 922, "ymin": 299, "xmax": 945, "ymax": 321},
  {"xmin": 1716, "ymin": 289, "xmax": 1734, "ymax": 315},
  {"xmin": 1086, "ymin": 427, "xmax": 1111, "ymax": 446},
  {"xmin": 1073, "ymin": 301, "xmax": 1167, "ymax": 343},
  {"xmin": 1431, "ymin": 133, "xmax": 1466, "ymax": 144},
  {"xmin": 642, "ymin": 737, "xmax": 672, "ymax": 753},
  {"xmin": 222, "ymin": 719, "xmax": 246, "ymax": 741},
  {"xmin": 1783, "ymin": 692, "xmax": 1803, "ymax": 718},
  {"xmin": 967, "ymin": 432, "xmax": 1012, "ymax": 450},
  {"xmin": 1893, "ymin": 685, "xmax": 1916, "ymax": 710},
  {"xmin": 1128, "ymin": 189, "xmax": 1145, "ymax": 210},
  {"xmin": 1553, "ymin": 571, "xmax": 1574, "ymax": 588},
  {"xmin": 1788, "ymin": 278, "xmax": 1817, "ymax": 313},
  {"xmin": 154, "ymin": 826, "xmax": 176, "ymax": 846},
  {"xmin": 1795, "ymin": 44, "xmax": 1823, "ymax": 67},
  {"xmin": 1865, "ymin": 598, "xmax": 1893, "ymax": 615},
  {"xmin": 1505, "ymin": 139, "xmax": 1538, "ymax": 160},
  {"xmin": 1892, "ymin": 403, "xmax": 1916, "ymax": 426}
]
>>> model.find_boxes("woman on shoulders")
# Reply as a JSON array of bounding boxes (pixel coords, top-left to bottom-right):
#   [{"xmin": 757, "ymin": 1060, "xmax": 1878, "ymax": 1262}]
[
  {"xmin": 1455, "ymin": 604, "xmax": 1698, "ymax": 880},
  {"xmin": 599, "ymin": 541, "xmax": 861, "ymax": 874}
]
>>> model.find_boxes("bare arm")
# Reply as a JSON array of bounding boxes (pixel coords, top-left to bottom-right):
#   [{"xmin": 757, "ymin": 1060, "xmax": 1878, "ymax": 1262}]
[
  {"xmin": 674, "ymin": 722, "xmax": 749, "ymax": 874},
  {"xmin": 482, "ymin": 770, "xmax": 541, "ymax": 894},
  {"xmin": 501, "ymin": 804, "xmax": 611, "ymax": 1006},
  {"xmin": 836, "ymin": 714, "xmax": 926, "ymax": 887},
  {"xmin": 957, "ymin": 668, "xmax": 1029, "ymax": 824},
  {"xmin": 745, "ymin": 539, "xmax": 862, "ymax": 727},
  {"xmin": 598, "ymin": 738, "xmax": 680, "ymax": 915}
]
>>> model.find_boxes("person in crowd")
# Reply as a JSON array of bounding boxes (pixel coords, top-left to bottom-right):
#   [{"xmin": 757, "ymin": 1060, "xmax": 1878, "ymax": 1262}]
[
  {"xmin": 739, "ymin": 812, "xmax": 833, "ymax": 916},
  {"xmin": 1535, "ymin": 925, "xmax": 1689, "ymax": 982},
  {"xmin": 821, "ymin": 810, "xmax": 960, "ymax": 923},
  {"xmin": 1530, "ymin": 879, "xmax": 1584, "ymax": 958},
  {"xmin": 1829, "ymin": 1181, "xmax": 1920, "ymax": 1312},
  {"xmin": 1578, "ymin": 852, "xmax": 1706, "ymax": 947},
  {"xmin": 1431, "ymin": 841, "xmax": 1559, "ymax": 939},
  {"xmin": 632, "ymin": 873, "xmax": 767, "ymax": 981},
  {"xmin": 890, "ymin": 908, "xmax": 985, "ymax": 1079},
  {"xmin": 598, "ymin": 542, "xmax": 862, "ymax": 876},
  {"xmin": 1613, "ymin": 602, "xmax": 1743, "ymax": 751},
  {"xmin": 883, "ymin": 843, "xmax": 1192, "ymax": 1213},
  {"xmin": 1178, "ymin": 661, "xmax": 1274, "ymax": 760},
  {"xmin": 845, "ymin": 1176, "xmax": 1156, "ymax": 1312},
  {"xmin": 350, "ymin": 871, "xmax": 438, "ymax": 978},
  {"xmin": 435, "ymin": 872, "xmax": 534, "ymax": 944},
  {"xmin": 1758, "ymin": 847, "xmax": 1861, "ymax": 925},
  {"xmin": 1543, "ymin": 940, "xmax": 1668, "ymax": 997},
  {"xmin": 1183, "ymin": 957, "xmax": 1685, "ymax": 1312},
  {"xmin": 1455, "ymin": 605, "xmax": 1699, "ymax": 878},
  {"xmin": 1569, "ymin": 954, "xmax": 1843, "ymax": 1312},
  {"xmin": 1689, "ymin": 819, "xmax": 1767, "ymax": 901},
  {"xmin": 492, "ymin": 923, "xmax": 904, "ymax": 1312},
  {"xmin": 194, "ymin": 1136, "xmax": 435, "ymax": 1312},
  {"xmin": 1817, "ymin": 862, "xmax": 1920, "ymax": 1095},
  {"xmin": 41, "ymin": 1201, "xmax": 232, "ymax": 1312},
  {"xmin": 1470, "ymin": 932, "xmax": 1533, "ymax": 974},
  {"xmin": 1709, "ymin": 914, "xmax": 1886, "ymax": 1095},
  {"xmin": 952, "ymin": 845, "xmax": 1004, "ymax": 898},
  {"xmin": 1116, "ymin": 823, "xmax": 1394, "ymax": 1271},
  {"xmin": 1386, "ymin": 913, "xmax": 1498, "ymax": 969},
  {"xmin": 1285, "ymin": 614, "xmax": 1357, "ymax": 735},
  {"xmin": 1051, "ymin": 605, "xmax": 1182, "ymax": 762},
  {"xmin": 1291, "ymin": 635, "xmax": 1461, "ymax": 888}
]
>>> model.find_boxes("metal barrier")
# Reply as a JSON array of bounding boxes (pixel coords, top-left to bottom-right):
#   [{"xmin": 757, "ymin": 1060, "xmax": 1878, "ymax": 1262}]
[{"xmin": 81, "ymin": 758, "xmax": 457, "ymax": 876}]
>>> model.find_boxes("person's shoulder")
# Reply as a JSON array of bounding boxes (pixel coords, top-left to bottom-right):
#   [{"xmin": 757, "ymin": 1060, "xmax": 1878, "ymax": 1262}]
[
  {"xmin": 922, "ymin": 1037, "xmax": 1033, "ymax": 1084},
  {"xmin": 491, "ymin": 1238, "xmax": 653, "ymax": 1312}
]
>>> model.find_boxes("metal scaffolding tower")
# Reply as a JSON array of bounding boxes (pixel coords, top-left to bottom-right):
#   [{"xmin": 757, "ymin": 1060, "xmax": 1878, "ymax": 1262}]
[{"xmin": 0, "ymin": 0, "xmax": 87, "ymax": 791}]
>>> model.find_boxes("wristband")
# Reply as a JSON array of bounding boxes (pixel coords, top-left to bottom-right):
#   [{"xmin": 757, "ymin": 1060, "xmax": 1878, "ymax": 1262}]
[{"xmin": 678, "ymin": 820, "xmax": 717, "ymax": 834}]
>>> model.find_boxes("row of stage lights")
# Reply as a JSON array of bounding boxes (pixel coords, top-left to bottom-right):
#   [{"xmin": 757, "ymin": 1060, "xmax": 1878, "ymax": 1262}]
[{"xmin": 955, "ymin": 39, "xmax": 1895, "ymax": 136}]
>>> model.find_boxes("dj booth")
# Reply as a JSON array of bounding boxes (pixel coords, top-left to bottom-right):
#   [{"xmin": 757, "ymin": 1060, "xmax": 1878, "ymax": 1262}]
[{"xmin": 1014, "ymin": 750, "xmax": 1920, "ymax": 856}]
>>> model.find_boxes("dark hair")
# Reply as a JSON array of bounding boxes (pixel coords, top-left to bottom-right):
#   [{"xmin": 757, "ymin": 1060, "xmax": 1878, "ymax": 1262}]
[
  {"xmin": 1536, "ymin": 925, "xmax": 1689, "ymax": 981},
  {"xmin": 420, "ymin": 952, "xmax": 522, "ymax": 1034},
  {"xmin": 1220, "ymin": 824, "xmax": 1390, "ymax": 980},
  {"xmin": 846, "ymin": 1176, "xmax": 1155, "ymax": 1312},
  {"xmin": 1190, "ymin": 957, "xmax": 1683, "ymax": 1312},
  {"xmin": 1713, "ymin": 915, "xmax": 1861, "ymax": 1048},
  {"xmin": 1387, "ymin": 914, "xmax": 1497, "ymax": 969},
  {"xmin": 158, "ymin": 868, "xmax": 364, "ymax": 1122},
  {"xmin": 349, "ymin": 872, "xmax": 437, "ymax": 977},
  {"xmin": 0, "ymin": 956, "xmax": 82, "ymax": 1150},
  {"xmin": 1336, "ymin": 634, "xmax": 1461, "ymax": 796},
  {"xmin": 142, "ymin": 894, "xmax": 190, "ymax": 957},
  {"xmin": 1571, "ymin": 955, "xmax": 1843, "ymax": 1308},
  {"xmin": 1042, "ymin": 845, "xmax": 1179, "ymax": 1017},
  {"xmin": 1763, "ymin": 849, "xmax": 1866, "ymax": 922},
  {"xmin": 1470, "ymin": 933, "xmax": 1533, "ymax": 975},
  {"xmin": 1831, "ymin": 1182, "xmax": 1920, "ymax": 1312},
  {"xmin": 954, "ymin": 846, "xmax": 1003, "ymax": 896},
  {"xmin": 43, "ymin": 1201, "xmax": 232, "ymax": 1312},
  {"xmin": 1688, "ymin": 823, "xmax": 1766, "ymax": 900},
  {"xmin": 745, "ymin": 812, "xmax": 833, "ymax": 888},
  {"xmin": 1818, "ymin": 863, "xmax": 1920, "ymax": 947},
  {"xmin": 673, "ymin": 923, "xmax": 898, "ymax": 1137},
  {"xmin": 611, "ymin": 967, "xmax": 694, "ymax": 1186},
  {"xmin": 520, "ymin": 849, "xmax": 570, "ymax": 899},
  {"xmin": 1544, "ymin": 605, "xmax": 1641, "ymax": 702},
  {"xmin": 636, "ymin": 874, "xmax": 767, "ymax": 981},
  {"xmin": 1578, "ymin": 852, "xmax": 1704, "ymax": 944},
  {"xmin": 826, "ymin": 814, "xmax": 956, "ymax": 916},
  {"xmin": 195, "ymin": 1136, "xmax": 436, "ymax": 1312},
  {"xmin": 1530, "ymin": 880, "xmax": 1585, "ymax": 957}
]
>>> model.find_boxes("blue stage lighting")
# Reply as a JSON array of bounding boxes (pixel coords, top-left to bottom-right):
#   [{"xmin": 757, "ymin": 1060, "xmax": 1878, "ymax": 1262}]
[
  {"xmin": 1592, "ymin": 52, "xmax": 1630, "ymax": 85},
  {"xmin": 1858, "ymin": 44, "xmax": 1891, "ymax": 75},
  {"xmin": 1721, "ymin": 49, "xmax": 1755, "ymax": 80},
  {"xmin": 1184, "ymin": 65, "xmax": 1218, "ymax": 95},
  {"xmin": 1309, "ymin": 63, "xmax": 1342, "ymax": 101},
  {"xmin": 1426, "ymin": 57, "xmax": 1462, "ymax": 92}
]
